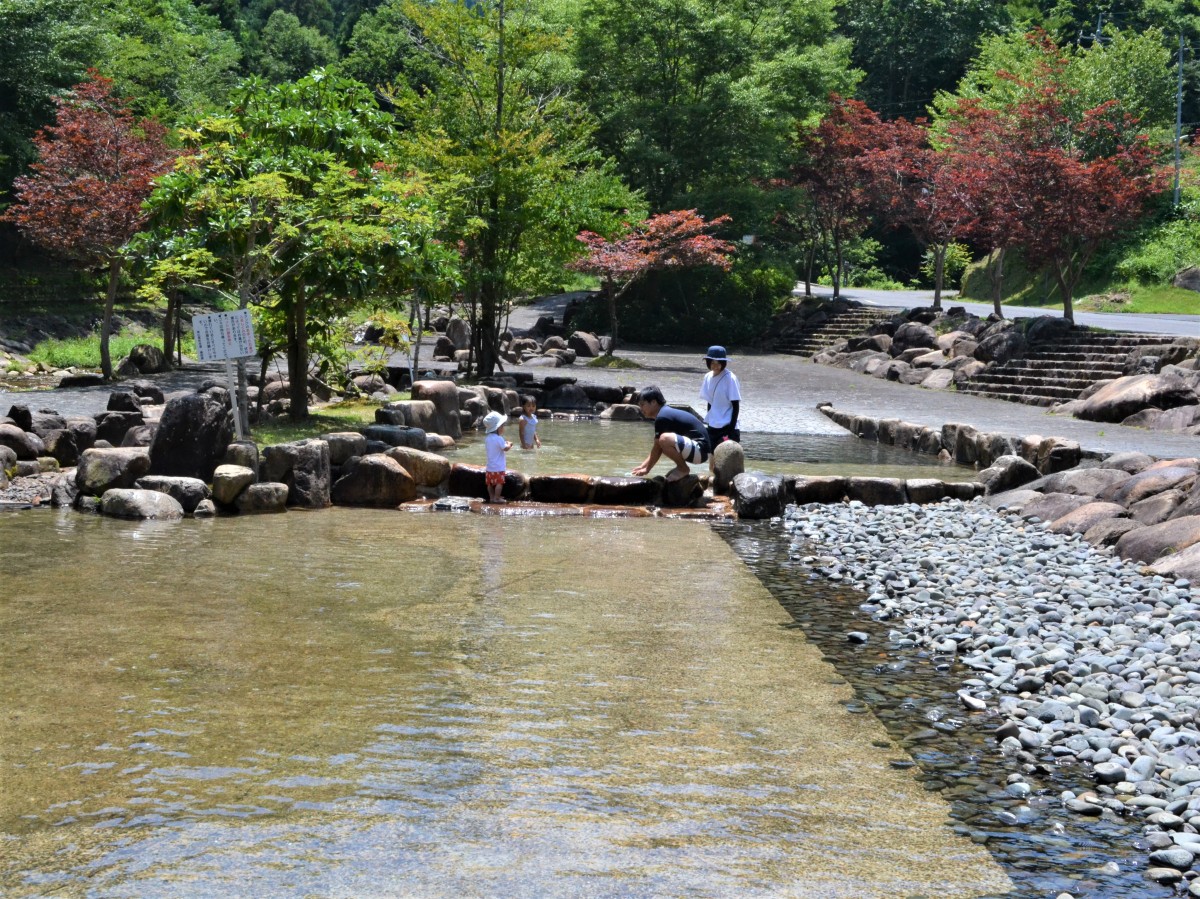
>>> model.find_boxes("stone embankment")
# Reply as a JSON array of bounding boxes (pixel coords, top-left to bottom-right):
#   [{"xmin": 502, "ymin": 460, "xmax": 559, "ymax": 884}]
[
  {"xmin": 769, "ymin": 298, "xmax": 1200, "ymax": 435},
  {"xmin": 2, "ymin": 375, "xmax": 803, "ymax": 520}
]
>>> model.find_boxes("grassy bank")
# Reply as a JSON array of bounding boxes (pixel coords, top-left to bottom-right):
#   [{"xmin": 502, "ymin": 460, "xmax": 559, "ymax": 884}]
[
  {"xmin": 28, "ymin": 331, "xmax": 197, "ymax": 369},
  {"xmin": 251, "ymin": 399, "xmax": 391, "ymax": 447}
]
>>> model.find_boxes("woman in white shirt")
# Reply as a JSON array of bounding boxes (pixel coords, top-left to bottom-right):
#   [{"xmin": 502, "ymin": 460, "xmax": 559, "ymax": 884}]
[{"xmin": 699, "ymin": 345, "xmax": 741, "ymax": 456}]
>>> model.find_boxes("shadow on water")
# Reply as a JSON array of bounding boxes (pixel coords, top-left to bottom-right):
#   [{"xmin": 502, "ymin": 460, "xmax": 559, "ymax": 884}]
[{"xmin": 720, "ymin": 519, "xmax": 1171, "ymax": 899}]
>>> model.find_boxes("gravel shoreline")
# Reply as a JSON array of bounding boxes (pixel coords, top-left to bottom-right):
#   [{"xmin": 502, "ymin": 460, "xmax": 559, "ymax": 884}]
[{"xmin": 784, "ymin": 498, "xmax": 1200, "ymax": 892}]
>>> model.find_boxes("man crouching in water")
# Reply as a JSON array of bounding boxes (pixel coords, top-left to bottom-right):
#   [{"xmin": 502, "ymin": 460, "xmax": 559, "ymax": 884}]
[{"xmin": 631, "ymin": 385, "xmax": 711, "ymax": 482}]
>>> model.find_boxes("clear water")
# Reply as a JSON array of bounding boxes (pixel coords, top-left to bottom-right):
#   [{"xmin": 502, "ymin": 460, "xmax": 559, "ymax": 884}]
[
  {"xmin": 451, "ymin": 420, "xmax": 977, "ymax": 482},
  {"xmin": 0, "ymin": 509, "xmax": 1009, "ymax": 898}
]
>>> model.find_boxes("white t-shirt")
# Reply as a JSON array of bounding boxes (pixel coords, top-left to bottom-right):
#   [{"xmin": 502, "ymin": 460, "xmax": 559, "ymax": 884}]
[
  {"xmin": 485, "ymin": 432, "xmax": 507, "ymax": 472},
  {"xmin": 519, "ymin": 413, "xmax": 538, "ymax": 447},
  {"xmin": 699, "ymin": 369, "xmax": 742, "ymax": 427}
]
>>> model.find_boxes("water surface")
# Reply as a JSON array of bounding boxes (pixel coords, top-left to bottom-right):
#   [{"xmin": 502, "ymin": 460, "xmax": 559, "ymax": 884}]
[{"xmin": 1, "ymin": 509, "xmax": 1008, "ymax": 897}]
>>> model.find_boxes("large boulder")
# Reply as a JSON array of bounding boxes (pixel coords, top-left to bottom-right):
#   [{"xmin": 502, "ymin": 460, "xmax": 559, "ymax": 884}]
[
  {"xmin": 1150, "ymin": 542, "xmax": 1200, "ymax": 581},
  {"xmin": 1036, "ymin": 437, "xmax": 1081, "ymax": 474},
  {"xmin": 1021, "ymin": 492, "xmax": 1094, "ymax": 523},
  {"xmin": 211, "ymin": 464, "xmax": 256, "ymax": 506},
  {"xmin": 1100, "ymin": 451, "xmax": 1154, "ymax": 474},
  {"xmin": 134, "ymin": 475, "xmax": 211, "ymax": 514},
  {"xmin": 1099, "ymin": 466, "xmax": 1197, "ymax": 507},
  {"xmin": 260, "ymin": 439, "xmax": 331, "ymax": 508},
  {"xmin": 1075, "ymin": 373, "xmax": 1198, "ymax": 423},
  {"xmin": 410, "ymin": 381, "xmax": 463, "ymax": 439},
  {"xmin": 385, "ymin": 445, "xmax": 452, "ymax": 488},
  {"xmin": 0, "ymin": 423, "xmax": 43, "ymax": 460},
  {"xmin": 711, "ymin": 440, "xmax": 744, "ymax": 495},
  {"xmin": 599, "ymin": 404, "xmax": 644, "ymax": 421},
  {"xmin": 544, "ymin": 383, "xmax": 591, "ymax": 410},
  {"xmin": 1038, "ymin": 468, "xmax": 1131, "ymax": 497},
  {"xmin": 979, "ymin": 455, "xmax": 1040, "ymax": 495},
  {"xmin": 1116, "ymin": 515, "xmax": 1200, "ymax": 563},
  {"xmin": 846, "ymin": 477, "xmax": 907, "ymax": 505},
  {"xmin": 446, "ymin": 316, "xmax": 471, "ymax": 350},
  {"xmin": 148, "ymin": 391, "xmax": 233, "ymax": 481},
  {"xmin": 1083, "ymin": 518, "xmax": 1142, "ymax": 548},
  {"xmin": 447, "ymin": 463, "xmax": 527, "ymax": 501},
  {"xmin": 975, "ymin": 322, "xmax": 1026, "ymax": 364},
  {"xmin": 732, "ymin": 473, "xmax": 787, "ymax": 519},
  {"xmin": 567, "ymin": 331, "xmax": 602, "ymax": 358},
  {"xmin": 529, "ymin": 474, "xmax": 593, "ymax": 504},
  {"xmin": 100, "ymin": 488, "xmax": 184, "ymax": 520},
  {"xmin": 1174, "ymin": 266, "xmax": 1200, "ymax": 292},
  {"xmin": 1046, "ymin": 502, "xmax": 1127, "ymax": 536},
  {"xmin": 235, "ymin": 482, "xmax": 289, "ymax": 514},
  {"xmin": 42, "ymin": 429, "xmax": 80, "ymax": 467},
  {"xmin": 591, "ymin": 476, "xmax": 661, "ymax": 506},
  {"xmin": 125, "ymin": 343, "xmax": 167, "ymax": 374},
  {"xmin": 789, "ymin": 476, "xmax": 849, "ymax": 505},
  {"xmin": 331, "ymin": 454, "xmax": 417, "ymax": 506},
  {"xmin": 1129, "ymin": 489, "xmax": 1187, "ymax": 525},
  {"xmin": 361, "ymin": 424, "xmax": 427, "ymax": 450},
  {"xmin": 889, "ymin": 322, "xmax": 937, "ymax": 357},
  {"xmin": 75, "ymin": 447, "xmax": 151, "ymax": 496},
  {"xmin": 94, "ymin": 410, "xmax": 144, "ymax": 446}
]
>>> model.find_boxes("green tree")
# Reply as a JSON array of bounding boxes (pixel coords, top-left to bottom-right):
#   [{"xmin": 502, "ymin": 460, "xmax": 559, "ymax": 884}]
[
  {"xmin": 838, "ymin": 0, "xmax": 1011, "ymax": 120},
  {"xmin": 385, "ymin": 0, "xmax": 639, "ymax": 378},
  {"xmin": 0, "ymin": 0, "xmax": 98, "ymax": 193},
  {"xmin": 574, "ymin": 0, "xmax": 855, "ymax": 213},
  {"xmin": 144, "ymin": 70, "xmax": 440, "ymax": 420},
  {"xmin": 257, "ymin": 10, "xmax": 338, "ymax": 82},
  {"xmin": 95, "ymin": 0, "xmax": 242, "ymax": 122}
]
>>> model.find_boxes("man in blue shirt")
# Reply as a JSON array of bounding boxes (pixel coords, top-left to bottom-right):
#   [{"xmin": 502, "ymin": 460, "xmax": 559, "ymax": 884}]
[{"xmin": 632, "ymin": 385, "xmax": 711, "ymax": 482}]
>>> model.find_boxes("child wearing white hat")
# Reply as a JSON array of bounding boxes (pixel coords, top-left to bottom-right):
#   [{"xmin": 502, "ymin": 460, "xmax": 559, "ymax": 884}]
[{"xmin": 483, "ymin": 410, "xmax": 512, "ymax": 503}]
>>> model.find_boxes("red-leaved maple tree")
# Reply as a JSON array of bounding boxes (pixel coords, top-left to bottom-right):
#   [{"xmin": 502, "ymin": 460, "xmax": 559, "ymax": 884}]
[
  {"xmin": 939, "ymin": 53, "xmax": 1167, "ymax": 323},
  {"xmin": 782, "ymin": 96, "xmax": 893, "ymax": 299},
  {"xmin": 569, "ymin": 209, "xmax": 736, "ymax": 354},
  {"xmin": 861, "ymin": 116, "xmax": 979, "ymax": 311},
  {"xmin": 2, "ymin": 72, "xmax": 175, "ymax": 378}
]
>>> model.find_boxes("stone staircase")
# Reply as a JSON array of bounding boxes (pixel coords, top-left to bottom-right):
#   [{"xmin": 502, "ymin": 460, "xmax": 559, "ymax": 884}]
[
  {"xmin": 958, "ymin": 329, "xmax": 1185, "ymax": 407},
  {"xmin": 773, "ymin": 306, "xmax": 904, "ymax": 357}
]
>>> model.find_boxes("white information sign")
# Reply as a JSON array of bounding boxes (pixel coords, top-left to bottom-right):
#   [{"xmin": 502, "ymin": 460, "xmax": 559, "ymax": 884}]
[{"xmin": 193, "ymin": 310, "xmax": 257, "ymax": 362}]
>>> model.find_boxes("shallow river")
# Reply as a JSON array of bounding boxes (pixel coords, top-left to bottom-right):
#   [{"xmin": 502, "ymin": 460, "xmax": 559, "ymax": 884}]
[{"xmin": 1, "ymin": 509, "xmax": 1011, "ymax": 898}]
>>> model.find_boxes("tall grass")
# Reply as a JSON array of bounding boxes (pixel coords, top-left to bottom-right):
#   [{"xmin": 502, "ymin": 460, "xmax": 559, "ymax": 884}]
[{"xmin": 28, "ymin": 332, "xmax": 196, "ymax": 369}]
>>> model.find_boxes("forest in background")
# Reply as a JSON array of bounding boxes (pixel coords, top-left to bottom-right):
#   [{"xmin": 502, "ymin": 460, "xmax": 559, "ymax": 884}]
[{"xmin": 0, "ymin": 0, "xmax": 1197, "ymax": 381}]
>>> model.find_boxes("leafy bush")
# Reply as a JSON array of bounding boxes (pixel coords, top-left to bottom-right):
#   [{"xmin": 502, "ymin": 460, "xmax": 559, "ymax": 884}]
[
  {"xmin": 1114, "ymin": 215, "xmax": 1200, "ymax": 284},
  {"xmin": 570, "ymin": 258, "xmax": 795, "ymax": 346}
]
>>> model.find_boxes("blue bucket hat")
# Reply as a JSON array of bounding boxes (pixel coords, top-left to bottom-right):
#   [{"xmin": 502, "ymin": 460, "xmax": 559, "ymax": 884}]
[{"xmin": 704, "ymin": 345, "xmax": 729, "ymax": 362}]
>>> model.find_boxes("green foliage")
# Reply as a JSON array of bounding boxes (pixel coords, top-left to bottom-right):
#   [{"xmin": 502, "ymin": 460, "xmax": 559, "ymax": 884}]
[
  {"xmin": 571, "ymin": 256, "xmax": 793, "ymax": 346},
  {"xmin": 28, "ymin": 329, "xmax": 195, "ymax": 368},
  {"xmin": 585, "ymin": 355, "xmax": 641, "ymax": 369},
  {"xmin": 932, "ymin": 27, "xmax": 1176, "ymax": 141},
  {"xmin": 0, "ymin": 0, "xmax": 98, "ymax": 192},
  {"xmin": 574, "ymin": 0, "xmax": 856, "ymax": 212},
  {"xmin": 839, "ymin": 0, "xmax": 1011, "ymax": 120},
  {"xmin": 1113, "ymin": 215, "xmax": 1200, "ymax": 284},
  {"xmin": 94, "ymin": 0, "xmax": 242, "ymax": 122},
  {"xmin": 255, "ymin": 10, "xmax": 337, "ymax": 82},
  {"xmin": 921, "ymin": 242, "xmax": 972, "ymax": 289},
  {"xmin": 252, "ymin": 398, "xmax": 384, "ymax": 446}
]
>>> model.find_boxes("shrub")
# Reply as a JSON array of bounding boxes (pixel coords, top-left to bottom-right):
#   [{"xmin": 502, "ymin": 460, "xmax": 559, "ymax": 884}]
[{"xmin": 1114, "ymin": 215, "xmax": 1200, "ymax": 284}]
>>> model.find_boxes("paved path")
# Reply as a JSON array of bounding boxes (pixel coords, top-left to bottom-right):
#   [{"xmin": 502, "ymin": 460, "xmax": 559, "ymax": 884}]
[{"xmin": 801, "ymin": 285, "xmax": 1200, "ymax": 338}]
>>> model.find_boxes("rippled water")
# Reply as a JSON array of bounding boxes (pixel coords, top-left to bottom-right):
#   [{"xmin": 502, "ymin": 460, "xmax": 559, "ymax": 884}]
[
  {"xmin": 452, "ymin": 420, "xmax": 977, "ymax": 482},
  {"xmin": 1, "ymin": 509, "xmax": 1009, "ymax": 898}
]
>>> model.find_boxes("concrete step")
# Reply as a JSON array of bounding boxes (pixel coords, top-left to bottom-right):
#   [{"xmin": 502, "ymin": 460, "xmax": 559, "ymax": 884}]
[
  {"xmin": 957, "ymin": 387, "xmax": 1060, "ymax": 407},
  {"xmin": 967, "ymin": 373, "xmax": 1102, "ymax": 391}
]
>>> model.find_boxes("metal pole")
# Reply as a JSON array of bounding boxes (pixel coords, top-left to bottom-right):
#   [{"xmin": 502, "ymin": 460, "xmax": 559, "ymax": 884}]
[
  {"xmin": 1175, "ymin": 33, "xmax": 1185, "ymax": 208},
  {"xmin": 225, "ymin": 357, "xmax": 245, "ymax": 441}
]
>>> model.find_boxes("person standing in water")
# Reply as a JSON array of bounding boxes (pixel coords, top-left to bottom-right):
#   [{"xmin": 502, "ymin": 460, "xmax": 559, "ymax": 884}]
[
  {"xmin": 699, "ymin": 345, "xmax": 741, "ymax": 458},
  {"xmin": 518, "ymin": 396, "xmax": 541, "ymax": 450}
]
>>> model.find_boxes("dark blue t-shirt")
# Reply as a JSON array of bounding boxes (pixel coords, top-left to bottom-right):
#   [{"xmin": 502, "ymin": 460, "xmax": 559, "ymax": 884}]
[{"xmin": 654, "ymin": 405, "xmax": 710, "ymax": 452}]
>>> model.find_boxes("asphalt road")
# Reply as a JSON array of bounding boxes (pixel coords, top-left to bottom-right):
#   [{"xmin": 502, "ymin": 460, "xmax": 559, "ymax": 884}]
[{"xmin": 800, "ymin": 284, "xmax": 1200, "ymax": 339}]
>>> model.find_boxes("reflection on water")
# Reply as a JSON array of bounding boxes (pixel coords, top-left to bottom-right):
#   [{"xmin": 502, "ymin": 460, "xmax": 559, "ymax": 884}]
[
  {"xmin": 452, "ymin": 420, "xmax": 978, "ymax": 482},
  {"xmin": 0, "ymin": 510, "xmax": 1008, "ymax": 897}
]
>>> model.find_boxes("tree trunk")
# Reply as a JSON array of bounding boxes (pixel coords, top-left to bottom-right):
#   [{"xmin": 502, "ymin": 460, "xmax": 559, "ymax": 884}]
[
  {"xmin": 287, "ymin": 282, "xmax": 309, "ymax": 420},
  {"xmin": 236, "ymin": 215, "xmax": 258, "ymax": 435},
  {"xmin": 932, "ymin": 244, "xmax": 945, "ymax": 311},
  {"xmin": 100, "ymin": 255, "xmax": 121, "ymax": 380},
  {"xmin": 832, "ymin": 235, "xmax": 843, "ymax": 300},
  {"xmin": 605, "ymin": 280, "xmax": 619, "ymax": 356},
  {"xmin": 804, "ymin": 243, "xmax": 816, "ymax": 297},
  {"xmin": 1055, "ymin": 263, "xmax": 1075, "ymax": 325},
  {"xmin": 409, "ymin": 291, "xmax": 423, "ymax": 389},
  {"xmin": 990, "ymin": 246, "xmax": 1006, "ymax": 318}
]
